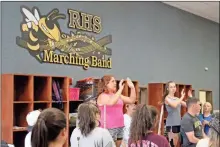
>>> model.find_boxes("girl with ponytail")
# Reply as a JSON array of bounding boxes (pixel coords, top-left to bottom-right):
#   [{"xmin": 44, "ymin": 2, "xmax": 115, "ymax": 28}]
[
  {"xmin": 31, "ymin": 108, "xmax": 67, "ymax": 147},
  {"xmin": 162, "ymin": 81, "xmax": 189, "ymax": 147}
]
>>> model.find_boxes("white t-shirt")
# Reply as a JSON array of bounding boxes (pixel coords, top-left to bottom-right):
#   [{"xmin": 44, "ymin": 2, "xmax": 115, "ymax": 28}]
[
  {"xmin": 25, "ymin": 110, "xmax": 41, "ymax": 147},
  {"xmin": 122, "ymin": 114, "xmax": 131, "ymax": 146},
  {"xmin": 196, "ymin": 138, "xmax": 209, "ymax": 147},
  {"xmin": 25, "ymin": 132, "xmax": 32, "ymax": 147},
  {"xmin": 70, "ymin": 127, "xmax": 116, "ymax": 147}
]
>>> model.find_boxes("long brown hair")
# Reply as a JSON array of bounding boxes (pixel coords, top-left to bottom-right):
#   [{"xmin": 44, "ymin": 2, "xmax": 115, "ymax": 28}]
[
  {"xmin": 98, "ymin": 75, "xmax": 114, "ymax": 95},
  {"xmin": 129, "ymin": 104, "xmax": 158, "ymax": 145},
  {"xmin": 77, "ymin": 102, "xmax": 100, "ymax": 136},
  {"xmin": 161, "ymin": 81, "xmax": 175, "ymax": 105},
  {"xmin": 31, "ymin": 108, "xmax": 66, "ymax": 147}
]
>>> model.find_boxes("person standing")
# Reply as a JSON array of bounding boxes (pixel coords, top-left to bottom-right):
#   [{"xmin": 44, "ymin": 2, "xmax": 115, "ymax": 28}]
[
  {"xmin": 162, "ymin": 81, "xmax": 187, "ymax": 147},
  {"xmin": 198, "ymin": 102, "xmax": 213, "ymax": 135},
  {"xmin": 97, "ymin": 75, "xmax": 136, "ymax": 147},
  {"xmin": 121, "ymin": 103, "xmax": 137, "ymax": 147}
]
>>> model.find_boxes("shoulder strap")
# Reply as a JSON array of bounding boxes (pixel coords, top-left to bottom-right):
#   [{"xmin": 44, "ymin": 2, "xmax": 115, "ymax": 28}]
[{"xmin": 104, "ymin": 105, "xmax": 106, "ymax": 129}]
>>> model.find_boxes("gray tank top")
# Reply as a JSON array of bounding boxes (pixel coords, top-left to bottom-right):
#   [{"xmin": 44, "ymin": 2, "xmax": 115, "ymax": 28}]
[{"xmin": 165, "ymin": 97, "xmax": 181, "ymax": 126}]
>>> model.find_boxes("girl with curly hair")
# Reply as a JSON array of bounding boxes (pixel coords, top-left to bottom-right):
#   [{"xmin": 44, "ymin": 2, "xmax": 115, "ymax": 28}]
[{"xmin": 129, "ymin": 104, "xmax": 169, "ymax": 147}]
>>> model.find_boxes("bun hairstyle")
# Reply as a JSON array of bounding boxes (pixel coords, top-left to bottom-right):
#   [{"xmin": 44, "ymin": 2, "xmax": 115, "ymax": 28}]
[
  {"xmin": 31, "ymin": 108, "xmax": 66, "ymax": 147},
  {"xmin": 98, "ymin": 75, "xmax": 114, "ymax": 95}
]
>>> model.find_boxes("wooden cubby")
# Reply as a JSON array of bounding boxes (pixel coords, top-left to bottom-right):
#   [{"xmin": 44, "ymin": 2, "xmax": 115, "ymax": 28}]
[
  {"xmin": 14, "ymin": 75, "xmax": 33, "ymax": 102},
  {"xmin": 13, "ymin": 131, "xmax": 27, "ymax": 147},
  {"xmin": 1, "ymin": 74, "xmax": 71, "ymax": 147},
  {"xmin": 148, "ymin": 82, "xmax": 192, "ymax": 135},
  {"xmin": 13, "ymin": 103, "xmax": 33, "ymax": 128},
  {"xmin": 34, "ymin": 76, "xmax": 51, "ymax": 101},
  {"xmin": 69, "ymin": 100, "xmax": 84, "ymax": 113},
  {"xmin": 52, "ymin": 77, "xmax": 69, "ymax": 101},
  {"xmin": 34, "ymin": 102, "xmax": 51, "ymax": 110}
]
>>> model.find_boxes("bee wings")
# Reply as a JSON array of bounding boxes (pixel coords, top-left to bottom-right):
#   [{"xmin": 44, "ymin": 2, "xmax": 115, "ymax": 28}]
[{"xmin": 22, "ymin": 7, "xmax": 40, "ymax": 28}]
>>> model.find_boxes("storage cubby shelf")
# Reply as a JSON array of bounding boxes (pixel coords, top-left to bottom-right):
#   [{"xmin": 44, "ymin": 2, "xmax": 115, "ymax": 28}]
[
  {"xmin": 2, "ymin": 74, "xmax": 140, "ymax": 147},
  {"xmin": 1, "ymin": 74, "xmax": 70, "ymax": 147}
]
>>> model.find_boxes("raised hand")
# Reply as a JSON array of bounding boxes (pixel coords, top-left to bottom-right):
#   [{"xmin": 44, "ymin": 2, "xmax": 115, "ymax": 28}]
[
  {"xmin": 188, "ymin": 90, "xmax": 192, "ymax": 97},
  {"xmin": 181, "ymin": 89, "xmax": 185, "ymax": 98},
  {"xmin": 119, "ymin": 79, "xmax": 125, "ymax": 90},
  {"xmin": 126, "ymin": 77, "xmax": 134, "ymax": 88}
]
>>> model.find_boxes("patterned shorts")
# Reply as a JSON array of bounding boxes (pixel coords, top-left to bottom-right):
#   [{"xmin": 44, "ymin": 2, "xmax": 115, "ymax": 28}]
[{"xmin": 108, "ymin": 127, "xmax": 124, "ymax": 141}]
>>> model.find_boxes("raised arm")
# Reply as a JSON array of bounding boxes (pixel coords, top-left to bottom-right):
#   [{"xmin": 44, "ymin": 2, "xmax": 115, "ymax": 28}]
[
  {"xmin": 181, "ymin": 90, "xmax": 193, "ymax": 107},
  {"xmin": 120, "ymin": 78, "xmax": 136, "ymax": 104},
  {"xmin": 165, "ymin": 89, "xmax": 185, "ymax": 108},
  {"xmin": 97, "ymin": 79, "xmax": 124, "ymax": 106}
]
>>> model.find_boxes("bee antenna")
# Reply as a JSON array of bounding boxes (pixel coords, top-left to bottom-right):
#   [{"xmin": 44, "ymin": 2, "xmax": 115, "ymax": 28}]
[
  {"xmin": 52, "ymin": 15, "xmax": 66, "ymax": 20},
  {"xmin": 47, "ymin": 9, "xmax": 58, "ymax": 19}
]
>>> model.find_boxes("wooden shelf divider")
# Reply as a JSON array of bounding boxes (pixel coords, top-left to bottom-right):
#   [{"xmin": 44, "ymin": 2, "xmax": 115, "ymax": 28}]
[
  {"xmin": 1, "ymin": 74, "xmax": 71, "ymax": 147},
  {"xmin": 2, "ymin": 74, "xmax": 139, "ymax": 147}
]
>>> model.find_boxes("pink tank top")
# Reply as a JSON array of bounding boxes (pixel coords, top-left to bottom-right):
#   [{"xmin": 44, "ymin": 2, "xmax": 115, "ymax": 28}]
[{"xmin": 98, "ymin": 93, "xmax": 124, "ymax": 129}]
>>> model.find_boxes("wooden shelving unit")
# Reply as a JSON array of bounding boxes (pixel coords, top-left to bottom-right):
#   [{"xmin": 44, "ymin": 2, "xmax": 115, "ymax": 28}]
[
  {"xmin": 1, "ymin": 74, "xmax": 139, "ymax": 147},
  {"xmin": 147, "ymin": 82, "xmax": 192, "ymax": 135},
  {"xmin": 1, "ymin": 74, "xmax": 75, "ymax": 147}
]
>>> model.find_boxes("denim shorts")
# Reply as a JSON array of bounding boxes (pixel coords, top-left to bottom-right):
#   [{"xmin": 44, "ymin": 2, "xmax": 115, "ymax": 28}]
[{"xmin": 108, "ymin": 127, "xmax": 124, "ymax": 141}]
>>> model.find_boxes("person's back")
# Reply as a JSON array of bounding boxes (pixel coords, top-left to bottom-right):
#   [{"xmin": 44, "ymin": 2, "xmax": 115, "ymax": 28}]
[
  {"xmin": 129, "ymin": 133, "xmax": 169, "ymax": 147},
  {"xmin": 70, "ymin": 102, "xmax": 116, "ymax": 147},
  {"xmin": 129, "ymin": 104, "xmax": 169, "ymax": 147},
  {"xmin": 71, "ymin": 127, "xmax": 115, "ymax": 147},
  {"xmin": 31, "ymin": 108, "xmax": 67, "ymax": 147}
]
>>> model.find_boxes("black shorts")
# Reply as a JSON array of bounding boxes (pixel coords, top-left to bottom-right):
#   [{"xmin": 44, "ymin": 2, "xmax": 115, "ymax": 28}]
[{"xmin": 166, "ymin": 125, "xmax": 180, "ymax": 133}]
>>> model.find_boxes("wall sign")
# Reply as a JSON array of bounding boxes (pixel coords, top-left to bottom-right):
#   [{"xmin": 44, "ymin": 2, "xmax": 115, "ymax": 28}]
[{"xmin": 16, "ymin": 6, "xmax": 112, "ymax": 70}]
